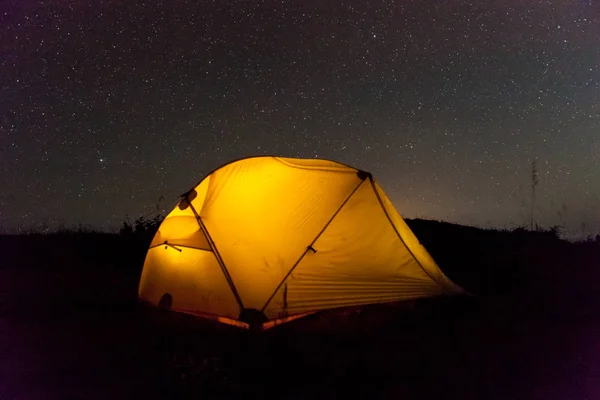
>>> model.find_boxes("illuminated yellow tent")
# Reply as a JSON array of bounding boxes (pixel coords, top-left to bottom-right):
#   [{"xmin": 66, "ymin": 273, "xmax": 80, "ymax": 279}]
[{"xmin": 138, "ymin": 156, "xmax": 463, "ymax": 329}]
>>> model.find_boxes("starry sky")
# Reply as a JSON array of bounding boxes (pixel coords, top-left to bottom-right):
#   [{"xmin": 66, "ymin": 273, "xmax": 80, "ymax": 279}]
[{"xmin": 1, "ymin": 0, "xmax": 599, "ymax": 238}]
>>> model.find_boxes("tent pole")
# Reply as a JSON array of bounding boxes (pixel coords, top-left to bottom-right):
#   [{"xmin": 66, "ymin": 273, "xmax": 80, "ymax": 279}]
[
  {"xmin": 260, "ymin": 177, "xmax": 366, "ymax": 314},
  {"xmin": 149, "ymin": 242, "xmax": 212, "ymax": 252},
  {"xmin": 189, "ymin": 203, "xmax": 245, "ymax": 312}
]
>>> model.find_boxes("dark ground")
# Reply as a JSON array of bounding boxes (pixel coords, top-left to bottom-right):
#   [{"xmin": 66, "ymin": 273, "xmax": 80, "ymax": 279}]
[{"xmin": 1, "ymin": 220, "xmax": 599, "ymax": 399}]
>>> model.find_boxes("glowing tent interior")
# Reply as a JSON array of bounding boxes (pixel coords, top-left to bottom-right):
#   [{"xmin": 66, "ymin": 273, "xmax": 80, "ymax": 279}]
[{"xmin": 138, "ymin": 156, "xmax": 463, "ymax": 329}]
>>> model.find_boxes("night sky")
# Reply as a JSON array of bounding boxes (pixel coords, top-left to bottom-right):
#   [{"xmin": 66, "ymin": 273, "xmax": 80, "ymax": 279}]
[{"xmin": 1, "ymin": 1, "xmax": 599, "ymax": 238}]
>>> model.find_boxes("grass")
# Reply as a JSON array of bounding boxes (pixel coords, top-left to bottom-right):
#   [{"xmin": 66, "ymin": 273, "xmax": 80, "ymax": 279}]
[{"xmin": 0, "ymin": 219, "xmax": 599, "ymax": 399}]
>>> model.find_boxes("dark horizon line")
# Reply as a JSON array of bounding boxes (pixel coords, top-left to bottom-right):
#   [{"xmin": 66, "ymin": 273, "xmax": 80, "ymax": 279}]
[{"xmin": 2, "ymin": 216, "xmax": 598, "ymax": 242}]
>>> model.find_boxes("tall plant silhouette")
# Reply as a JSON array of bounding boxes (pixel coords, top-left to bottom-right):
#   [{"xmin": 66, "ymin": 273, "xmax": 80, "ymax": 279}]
[{"xmin": 530, "ymin": 159, "xmax": 539, "ymax": 231}]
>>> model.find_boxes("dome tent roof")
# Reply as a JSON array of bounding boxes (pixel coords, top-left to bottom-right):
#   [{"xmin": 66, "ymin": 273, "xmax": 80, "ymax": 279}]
[{"xmin": 138, "ymin": 156, "xmax": 463, "ymax": 330}]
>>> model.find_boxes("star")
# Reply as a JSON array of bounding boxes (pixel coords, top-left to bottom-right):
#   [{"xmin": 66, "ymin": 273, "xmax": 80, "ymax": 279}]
[{"xmin": 0, "ymin": 0, "xmax": 597, "ymax": 239}]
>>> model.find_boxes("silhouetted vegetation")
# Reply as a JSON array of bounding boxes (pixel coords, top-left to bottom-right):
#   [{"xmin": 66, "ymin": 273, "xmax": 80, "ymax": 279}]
[
  {"xmin": 1, "ymin": 214, "xmax": 164, "ymax": 274},
  {"xmin": 119, "ymin": 214, "xmax": 164, "ymax": 239},
  {"xmin": 3, "ymin": 216, "xmax": 598, "ymax": 297},
  {"xmin": 406, "ymin": 218, "xmax": 600, "ymax": 319},
  {"xmin": 2, "ymin": 218, "xmax": 599, "ymax": 399}
]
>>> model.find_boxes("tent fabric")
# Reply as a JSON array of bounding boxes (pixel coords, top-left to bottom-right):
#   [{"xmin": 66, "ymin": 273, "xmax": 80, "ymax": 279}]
[
  {"xmin": 262, "ymin": 177, "xmax": 451, "ymax": 319},
  {"xmin": 138, "ymin": 156, "xmax": 463, "ymax": 328},
  {"xmin": 139, "ymin": 246, "xmax": 240, "ymax": 319}
]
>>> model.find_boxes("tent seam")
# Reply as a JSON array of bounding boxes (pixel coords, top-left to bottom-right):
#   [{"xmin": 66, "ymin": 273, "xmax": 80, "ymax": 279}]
[
  {"xmin": 274, "ymin": 157, "xmax": 358, "ymax": 173},
  {"xmin": 368, "ymin": 177, "xmax": 447, "ymax": 291}
]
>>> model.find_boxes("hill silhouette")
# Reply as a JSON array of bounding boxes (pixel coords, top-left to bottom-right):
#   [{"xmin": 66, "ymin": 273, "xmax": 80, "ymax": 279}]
[{"xmin": 1, "ymin": 218, "xmax": 598, "ymax": 399}]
